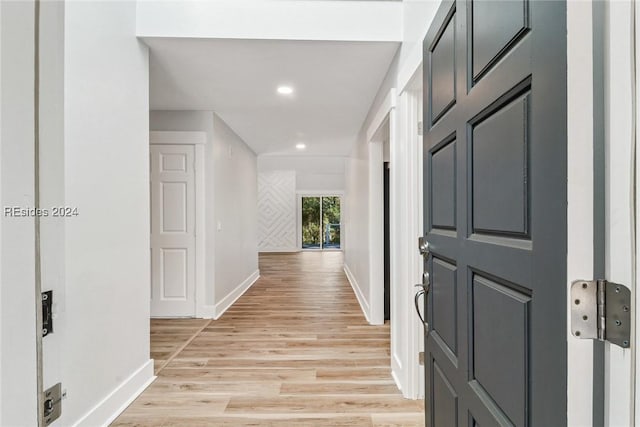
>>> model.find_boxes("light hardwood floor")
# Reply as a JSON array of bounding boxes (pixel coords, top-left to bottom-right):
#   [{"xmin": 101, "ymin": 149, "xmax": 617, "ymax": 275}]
[{"xmin": 113, "ymin": 252, "xmax": 424, "ymax": 427}]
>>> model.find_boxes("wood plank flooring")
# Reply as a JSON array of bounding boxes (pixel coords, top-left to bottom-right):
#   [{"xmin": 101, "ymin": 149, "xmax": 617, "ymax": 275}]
[{"xmin": 113, "ymin": 252, "xmax": 424, "ymax": 427}]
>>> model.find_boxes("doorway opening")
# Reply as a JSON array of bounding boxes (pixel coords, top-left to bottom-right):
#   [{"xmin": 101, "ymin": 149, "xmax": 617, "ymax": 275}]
[
  {"xmin": 384, "ymin": 162, "xmax": 390, "ymax": 321},
  {"xmin": 300, "ymin": 195, "xmax": 342, "ymax": 250}
]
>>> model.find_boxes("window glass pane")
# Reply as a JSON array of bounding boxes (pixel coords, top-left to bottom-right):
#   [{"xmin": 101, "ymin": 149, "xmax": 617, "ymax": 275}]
[
  {"xmin": 322, "ymin": 196, "xmax": 341, "ymax": 249},
  {"xmin": 302, "ymin": 197, "xmax": 321, "ymax": 248}
]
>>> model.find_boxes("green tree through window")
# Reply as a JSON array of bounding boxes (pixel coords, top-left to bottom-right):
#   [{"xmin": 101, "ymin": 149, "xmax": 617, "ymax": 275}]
[{"xmin": 301, "ymin": 196, "xmax": 340, "ymax": 249}]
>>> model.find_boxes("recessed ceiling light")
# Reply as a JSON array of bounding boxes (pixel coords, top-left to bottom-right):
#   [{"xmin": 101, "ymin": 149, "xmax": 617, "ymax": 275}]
[
  {"xmin": 277, "ymin": 86, "xmax": 294, "ymax": 95},
  {"xmin": 296, "ymin": 143, "xmax": 306, "ymax": 150}
]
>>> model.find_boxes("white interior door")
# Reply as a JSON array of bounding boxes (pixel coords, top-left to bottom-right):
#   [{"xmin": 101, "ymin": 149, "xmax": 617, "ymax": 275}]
[{"xmin": 150, "ymin": 144, "xmax": 196, "ymax": 317}]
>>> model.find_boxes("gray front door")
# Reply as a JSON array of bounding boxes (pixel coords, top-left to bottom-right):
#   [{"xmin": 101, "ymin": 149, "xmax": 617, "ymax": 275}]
[{"xmin": 420, "ymin": 1, "xmax": 567, "ymax": 426}]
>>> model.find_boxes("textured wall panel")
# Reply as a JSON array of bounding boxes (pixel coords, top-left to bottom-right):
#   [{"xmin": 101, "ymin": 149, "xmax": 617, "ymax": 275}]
[{"xmin": 258, "ymin": 171, "xmax": 297, "ymax": 251}]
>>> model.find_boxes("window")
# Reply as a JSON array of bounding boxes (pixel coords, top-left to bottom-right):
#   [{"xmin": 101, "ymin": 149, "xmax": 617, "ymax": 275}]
[{"xmin": 301, "ymin": 196, "xmax": 341, "ymax": 250}]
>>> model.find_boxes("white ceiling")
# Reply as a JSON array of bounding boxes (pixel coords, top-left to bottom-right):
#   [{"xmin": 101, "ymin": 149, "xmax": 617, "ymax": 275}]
[{"xmin": 146, "ymin": 38, "xmax": 399, "ymax": 156}]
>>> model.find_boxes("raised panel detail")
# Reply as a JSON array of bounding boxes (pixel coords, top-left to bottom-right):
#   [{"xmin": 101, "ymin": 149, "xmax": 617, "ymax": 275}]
[
  {"xmin": 162, "ymin": 182, "xmax": 188, "ymax": 233},
  {"xmin": 472, "ymin": 274, "xmax": 530, "ymax": 427},
  {"xmin": 472, "ymin": 0, "xmax": 529, "ymax": 80},
  {"xmin": 431, "ymin": 138, "xmax": 456, "ymax": 229},
  {"xmin": 432, "ymin": 258, "xmax": 457, "ymax": 354},
  {"xmin": 161, "ymin": 153, "xmax": 187, "ymax": 172},
  {"xmin": 430, "ymin": 10, "xmax": 456, "ymax": 123},
  {"xmin": 432, "ymin": 361, "xmax": 458, "ymax": 427},
  {"xmin": 161, "ymin": 248, "xmax": 188, "ymax": 299},
  {"xmin": 472, "ymin": 94, "xmax": 529, "ymax": 236}
]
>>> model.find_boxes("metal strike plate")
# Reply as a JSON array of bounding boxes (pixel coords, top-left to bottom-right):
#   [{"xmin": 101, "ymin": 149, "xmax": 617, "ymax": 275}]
[
  {"xmin": 419, "ymin": 351, "xmax": 424, "ymax": 366},
  {"xmin": 570, "ymin": 280, "xmax": 598, "ymax": 340},
  {"xmin": 42, "ymin": 290, "xmax": 53, "ymax": 337},
  {"xmin": 605, "ymin": 282, "xmax": 631, "ymax": 348},
  {"xmin": 43, "ymin": 383, "xmax": 62, "ymax": 426}
]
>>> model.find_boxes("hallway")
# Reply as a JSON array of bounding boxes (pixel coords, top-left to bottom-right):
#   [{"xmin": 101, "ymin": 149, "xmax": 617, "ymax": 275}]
[{"xmin": 113, "ymin": 252, "xmax": 424, "ymax": 426}]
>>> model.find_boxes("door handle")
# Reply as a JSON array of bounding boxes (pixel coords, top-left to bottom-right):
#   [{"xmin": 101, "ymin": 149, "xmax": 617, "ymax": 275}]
[
  {"xmin": 414, "ymin": 283, "xmax": 429, "ymax": 332},
  {"xmin": 416, "ymin": 237, "xmax": 432, "ymax": 332}
]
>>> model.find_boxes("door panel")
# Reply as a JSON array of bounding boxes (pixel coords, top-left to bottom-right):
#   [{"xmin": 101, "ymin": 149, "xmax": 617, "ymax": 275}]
[
  {"xmin": 431, "ymin": 258, "xmax": 457, "ymax": 356},
  {"xmin": 431, "ymin": 11, "xmax": 457, "ymax": 123},
  {"xmin": 150, "ymin": 144, "xmax": 196, "ymax": 317},
  {"xmin": 433, "ymin": 362, "xmax": 459, "ymax": 427},
  {"xmin": 472, "ymin": 275, "xmax": 529, "ymax": 427},
  {"xmin": 161, "ymin": 248, "xmax": 188, "ymax": 299},
  {"xmin": 471, "ymin": 94, "xmax": 529, "ymax": 236},
  {"xmin": 471, "ymin": 0, "xmax": 529, "ymax": 80},
  {"xmin": 161, "ymin": 182, "xmax": 188, "ymax": 232},
  {"xmin": 430, "ymin": 138, "xmax": 457, "ymax": 230},
  {"xmin": 421, "ymin": 1, "xmax": 567, "ymax": 426}
]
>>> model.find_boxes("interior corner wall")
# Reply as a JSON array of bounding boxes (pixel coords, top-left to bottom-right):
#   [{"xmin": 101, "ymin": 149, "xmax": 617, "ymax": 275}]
[
  {"xmin": 211, "ymin": 113, "xmax": 259, "ymax": 312},
  {"xmin": 258, "ymin": 171, "xmax": 298, "ymax": 252},
  {"xmin": 62, "ymin": 1, "xmax": 152, "ymax": 425},
  {"xmin": 0, "ymin": 1, "xmax": 38, "ymax": 425}
]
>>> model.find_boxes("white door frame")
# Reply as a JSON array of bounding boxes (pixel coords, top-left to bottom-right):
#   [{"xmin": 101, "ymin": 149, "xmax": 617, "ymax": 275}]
[
  {"xmin": 149, "ymin": 131, "xmax": 206, "ymax": 318},
  {"xmin": 397, "ymin": 81, "xmax": 425, "ymax": 399},
  {"xmin": 635, "ymin": 3, "xmax": 640, "ymax": 423},
  {"xmin": 296, "ymin": 192, "xmax": 344, "ymax": 252},
  {"xmin": 566, "ymin": 2, "xmax": 599, "ymax": 425},
  {"xmin": 568, "ymin": 1, "xmax": 640, "ymax": 424},
  {"xmin": 603, "ymin": 0, "xmax": 637, "ymax": 424},
  {"xmin": 367, "ymin": 89, "xmax": 397, "ymax": 328}
]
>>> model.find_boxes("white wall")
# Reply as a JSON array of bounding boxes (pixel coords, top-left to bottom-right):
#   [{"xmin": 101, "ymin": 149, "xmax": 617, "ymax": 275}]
[
  {"xmin": 136, "ymin": 0, "xmax": 402, "ymax": 42},
  {"xmin": 150, "ymin": 111, "xmax": 259, "ymax": 314},
  {"xmin": 258, "ymin": 171, "xmax": 298, "ymax": 252},
  {"xmin": 344, "ymin": 49, "xmax": 399, "ymax": 321},
  {"xmin": 0, "ymin": 1, "xmax": 38, "ymax": 425},
  {"xmin": 257, "ymin": 156, "xmax": 345, "ymax": 253},
  {"xmin": 258, "ymin": 155, "xmax": 346, "ymax": 192},
  {"xmin": 343, "ymin": 0, "xmax": 439, "ymax": 399},
  {"xmin": 397, "ymin": 0, "xmax": 439, "ymax": 91},
  {"xmin": 211, "ymin": 113, "xmax": 259, "ymax": 312},
  {"xmin": 62, "ymin": 2, "xmax": 153, "ymax": 425}
]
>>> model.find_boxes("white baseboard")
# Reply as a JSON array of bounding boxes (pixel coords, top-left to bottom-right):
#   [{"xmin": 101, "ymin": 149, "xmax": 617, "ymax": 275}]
[
  {"xmin": 214, "ymin": 269, "xmax": 260, "ymax": 319},
  {"xmin": 72, "ymin": 359, "xmax": 155, "ymax": 427},
  {"xmin": 258, "ymin": 247, "xmax": 299, "ymax": 253},
  {"xmin": 198, "ymin": 305, "xmax": 216, "ymax": 319},
  {"xmin": 343, "ymin": 263, "xmax": 371, "ymax": 323},
  {"xmin": 391, "ymin": 368, "xmax": 403, "ymax": 394}
]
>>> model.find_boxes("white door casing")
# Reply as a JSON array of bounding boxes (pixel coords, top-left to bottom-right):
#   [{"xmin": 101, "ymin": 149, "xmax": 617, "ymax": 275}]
[
  {"xmin": 150, "ymin": 144, "xmax": 196, "ymax": 317},
  {"xmin": 604, "ymin": 1, "xmax": 636, "ymax": 424},
  {"xmin": 635, "ymin": 2, "xmax": 640, "ymax": 423}
]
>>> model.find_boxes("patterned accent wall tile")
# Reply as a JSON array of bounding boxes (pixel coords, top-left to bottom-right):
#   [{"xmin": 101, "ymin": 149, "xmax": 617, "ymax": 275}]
[{"xmin": 258, "ymin": 171, "xmax": 297, "ymax": 251}]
